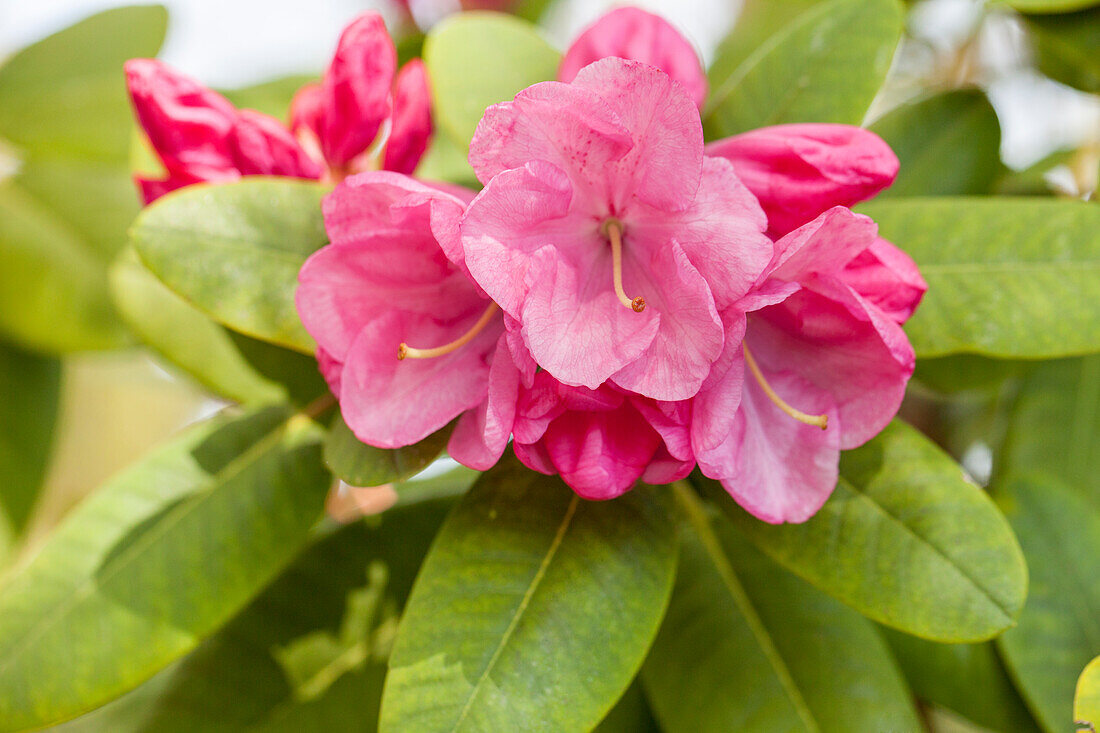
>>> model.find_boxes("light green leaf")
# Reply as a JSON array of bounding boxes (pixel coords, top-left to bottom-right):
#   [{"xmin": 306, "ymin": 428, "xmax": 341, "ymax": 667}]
[
  {"xmin": 131, "ymin": 178, "xmax": 330, "ymax": 354},
  {"xmin": 0, "ymin": 5, "xmax": 167, "ymax": 162},
  {"xmin": 55, "ymin": 499, "xmax": 454, "ymax": 732},
  {"xmin": 325, "ymin": 413, "xmax": 452, "ymax": 488},
  {"xmin": 415, "ymin": 130, "xmax": 479, "ymax": 188},
  {"xmin": 998, "ymin": 0, "xmax": 1100, "ymax": 15},
  {"xmin": 0, "ymin": 405, "xmax": 333, "ymax": 731},
  {"xmin": 871, "ymin": 90, "xmax": 1003, "ymax": 197},
  {"xmin": 997, "ymin": 475, "xmax": 1100, "ymax": 733},
  {"xmin": 644, "ymin": 493, "xmax": 920, "ymax": 733},
  {"xmin": 424, "ymin": 12, "xmax": 560, "ymax": 148},
  {"xmin": 110, "ymin": 250, "xmax": 285, "ymax": 405},
  {"xmin": 704, "ymin": 0, "xmax": 903, "ymax": 138},
  {"xmin": 1024, "ymin": 8, "xmax": 1100, "ymax": 93},
  {"xmin": 0, "ymin": 341, "xmax": 60, "ymax": 544},
  {"xmin": 380, "ymin": 457, "xmax": 677, "ymax": 732},
  {"xmin": 858, "ymin": 198, "xmax": 1100, "ymax": 359},
  {"xmin": 1077, "ymin": 656, "xmax": 1100, "ymax": 731},
  {"xmin": 699, "ymin": 420, "xmax": 1028, "ymax": 642},
  {"xmin": 881, "ymin": 632, "xmax": 1041, "ymax": 732},
  {"xmin": 1001, "ymin": 357, "xmax": 1100, "ymax": 505},
  {"xmin": 223, "ymin": 75, "xmax": 318, "ymax": 119}
]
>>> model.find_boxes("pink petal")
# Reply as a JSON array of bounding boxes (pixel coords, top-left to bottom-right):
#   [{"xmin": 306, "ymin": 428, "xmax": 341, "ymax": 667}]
[
  {"xmin": 316, "ymin": 347, "xmax": 344, "ymax": 396},
  {"xmin": 710, "ymin": 370, "xmax": 841, "ymax": 524},
  {"xmin": 513, "ymin": 440, "xmax": 557, "ymax": 476},
  {"xmin": 559, "ymin": 7, "xmax": 707, "ymax": 110},
  {"xmin": 769, "ymin": 206, "xmax": 878, "ymax": 283},
  {"xmin": 318, "ymin": 12, "xmax": 396, "ymax": 167},
  {"xmin": 448, "ymin": 336, "xmax": 521, "ymax": 470},
  {"xmin": 690, "ymin": 310, "xmax": 748, "ymax": 455},
  {"xmin": 384, "ymin": 59, "xmax": 433, "ymax": 175},
  {"xmin": 610, "ymin": 238, "xmax": 723, "ymax": 401},
  {"xmin": 572, "ymin": 58, "xmax": 704, "ymax": 212},
  {"xmin": 641, "ymin": 447, "xmax": 695, "ymax": 485},
  {"xmin": 631, "ymin": 397, "xmax": 692, "ymax": 461},
  {"xmin": 289, "ymin": 83, "xmax": 323, "ymax": 140},
  {"xmin": 230, "ymin": 109, "xmax": 323, "ymax": 178},
  {"xmin": 630, "ymin": 156, "xmax": 771, "ymax": 309},
  {"xmin": 707, "ymin": 123, "xmax": 899, "ymax": 236},
  {"xmin": 841, "ymin": 237, "xmax": 927, "ymax": 324}
]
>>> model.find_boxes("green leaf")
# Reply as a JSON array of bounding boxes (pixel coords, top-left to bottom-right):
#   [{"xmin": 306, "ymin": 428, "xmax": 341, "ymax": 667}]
[
  {"xmin": 1024, "ymin": 8, "xmax": 1100, "ymax": 93},
  {"xmin": 0, "ymin": 5, "xmax": 168, "ymax": 162},
  {"xmin": 1001, "ymin": 357, "xmax": 1100, "ymax": 505},
  {"xmin": 870, "ymin": 90, "xmax": 1003, "ymax": 197},
  {"xmin": 698, "ymin": 420, "xmax": 1028, "ymax": 642},
  {"xmin": 415, "ymin": 130, "xmax": 479, "ymax": 188},
  {"xmin": 55, "ymin": 499, "xmax": 454, "ymax": 732},
  {"xmin": 1078, "ymin": 656, "xmax": 1100, "ymax": 731},
  {"xmin": 110, "ymin": 250, "xmax": 285, "ymax": 405},
  {"xmin": 998, "ymin": 0, "xmax": 1100, "ymax": 15},
  {"xmin": 325, "ymin": 413, "xmax": 452, "ymax": 488},
  {"xmin": 994, "ymin": 148, "xmax": 1077, "ymax": 196},
  {"xmin": 0, "ymin": 405, "xmax": 333, "ymax": 730},
  {"xmin": 0, "ymin": 181, "xmax": 127, "ymax": 352},
  {"xmin": 380, "ymin": 457, "xmax": 678, "ymax": 732},
  {"xmin": 913, "ymin": 354, "xmax": 1026, "ymax": 394},
  {"xmin": 0, "ymin": 341, "xmax": 60, "ymax": 543},
  {"xmin": 703, "ymin": 0, "xmax": 903, "ymax": 138},
  {"xmin": 131, "ymin": 178, "xmax": 330, "ymax": 354},
  {"xmin": 227, "ymin": 331, "xmax": 329, "ymax": 407},
  {"xmin": 997, "ymin": 474, "xmax": 1100, "ymax": 733},
  {"xmin": 424, "ymin": 12, "xmax": 560, "ymax": 148},
  {"xmin": 644, "ymin": 492, "xmax": 920, "ymax": 732},
  {"xmin": 858, "ymin": 198, "xmax": 1100, "ymax": 359},
  {"xmin": 881, "ymin": 632, "xmax": 1041, "ymax": 732},
  {"xmin": 593, "ymin": 681, "xmax": 659, "ymax": 733}
]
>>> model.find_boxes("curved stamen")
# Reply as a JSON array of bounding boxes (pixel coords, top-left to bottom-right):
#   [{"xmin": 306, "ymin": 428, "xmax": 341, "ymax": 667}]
[
  {"xmin": 743, "ymin": 345, "xmax": 828, "ymax": 430},
  {"xmin": 603, "ymin": 219, "xmax": 646, "ymax": 312},
  {"xmin": 398, "ymin": 302, "xmax": 500, "ymax": 360}
]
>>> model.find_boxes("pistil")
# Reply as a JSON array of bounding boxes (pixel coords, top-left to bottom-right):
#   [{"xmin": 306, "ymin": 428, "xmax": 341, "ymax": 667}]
[
  {"xmin": 398, "ymin": 302, "xmax": 500, "ymax": 360},
  {"xmin": 743, "ymin": 345, "xmax": 828, "ymax": 429},
  {"xmin": 602, "ymin": 219, "xmax": 646, "ymax": 312}
]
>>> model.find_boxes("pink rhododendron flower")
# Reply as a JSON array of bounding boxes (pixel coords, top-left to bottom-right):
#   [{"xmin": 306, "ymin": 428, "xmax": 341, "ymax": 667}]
[
  {"xmin": 126, "ymin": 12, "xmax": 432, "ymax": 203},
  {"xmin": 461, "ymin": 57, "xmax": 773, "ymax": 402},
  {"xmin": 559, "ymin": 7, "xmax": 708, "ymax": 110},
  {"xmin": 296, "ymin": 172, "xmax": 518, "ymax": 470}
]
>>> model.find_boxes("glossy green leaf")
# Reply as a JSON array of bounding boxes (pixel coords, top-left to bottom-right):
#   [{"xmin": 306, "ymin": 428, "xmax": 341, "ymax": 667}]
[
  {"xmin": 1024, "ymin": 8, "xmax": 1100, "ymax": 93},
  {"xmin": 699, "ymin": 420, "xmax": 1028, "ymax": 641},
  {"xmin": 0, "ymin": 341, "xmax": 60, "ymax": 543},
  {"xmin": 0, "ymin": 181, "xmax": 127, "ymax": 352},
  {"xmin": 424, "ymin": 12, "xmax": 560, "ymax": 147},
  {"xmin": 704, "ymin": 0, "xmax": 903, "ymax": 138},
  {"xmin": 997, "ymin": 475, "xmax": 1100, "ymax": 733},
  {"xmin": 858, "ymin": 198, "xmax": 1100, "ymax": 359},
  {"xmin": 1001, "ymin": 357, "xmax": 1100, "ymax": 504},
  {"xmin": 871, "ymin": 90, "xmax": 1002, "ymax": 196},
  {"xmin": 381, "ymin": 457, "xmax": 677, "ymax": 732},
  {"xmin": 882, "ymin": 632, "xmax": 1040, "ymax": 732},
  {"xmin": 325, "ymin": 413, "xmax": 452, "ymax": 487},
  {"xmin": 0, "ymin": 406, "xmax": 333, "ymax": 730},
  {"xmin": 56, "ymin": 499, "xmax": 454, "ymax": 732},
  {"xmin": 110, "ymin": 250, "xmax": 285, "ymax": 405},
  {"xmin": 0, "ymin": 5, "xmax": 167, "ymax": 161},
  {"xmin": 999, "ymin": 0, "xmax": 1100, "ymax": 15},
  {"xmin": 644, "ymin": 496, "xmax": 920, "ymax": 732},
  {"xmin": 131, "ymin": 179, "xmax": 330, "ymax": 353},
  {"xmin": 1077, "ymin": 656, "xmax": 1100, "ymax": 731}
]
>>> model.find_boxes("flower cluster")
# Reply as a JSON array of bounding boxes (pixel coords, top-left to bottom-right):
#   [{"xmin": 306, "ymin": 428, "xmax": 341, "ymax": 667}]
[{"xmin": 129, "ymin": 8, "xmax": 925, "ymax": 523}]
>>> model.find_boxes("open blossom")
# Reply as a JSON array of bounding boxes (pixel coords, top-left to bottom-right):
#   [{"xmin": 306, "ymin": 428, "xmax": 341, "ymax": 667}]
[
  {"xmin": 296, "ymin": 172, "xmax": 518, "ymax": 471},
  {"xmin": 126, "ymin": 12, "xmax": 431, "ymax": 203},
  {"xmin": 461, "ymin": 57, "xmax": 773, "ymax": 402}
]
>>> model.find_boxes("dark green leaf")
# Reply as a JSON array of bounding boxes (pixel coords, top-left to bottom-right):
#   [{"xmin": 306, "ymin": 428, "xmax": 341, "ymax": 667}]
[
  {"xmin": 325, "ymin": 413, "xmax": 452, "ymax": 488},
  {"xmin": 871, "ymin": 90, "xmax": 1003, "ymax": 196},
  {"xmin": 881, "ymin": 631, "xmax": 1040, "ymax": 732},
  {"xmin": 997, "ymin": 475, "xmax": 1100, "ymax": 733},
  {"xmin": 1024, "ymin": 8, "xmax": 1100, "ymax": 93},
  {"xmin": 381, "ymin": 457, "xmax": 678, "ymax": 732},
  {"xmin": 131, "ymin": 178, "xmax": 330, "ymax": 353},
  {"xmin": 858, "ymin": 198, "xmax": 1100, "ymax": 359},
  {"xmin": 704, "ymin": 0, "xmax": 903, "ymax": 138},
  {"xmin": 1001, "ymin": 0, "xmax": 1100, "ymax": 15},
  {"xmin": 913, "ymin": 354, "xmax": 1026, "ymax": 394},
  {"xmin": 227, "ymin": 331, "xmax": 328, "ymax": 407},
  {"xmin": 423, "ymin": 12, "xmax": 560, "ymax": 148},
  {"xmin": 644, "ymin": 496, "xmax": 920, "ymax": 732},
  {"xmin": 0, "ymin": 341, "xmax": 60, "ymax": 543},
  {"xmin": 0, "ymin": 406, "xmax": 332, "ymax": 730},
  {"xmin": 699, "ymin": 420, "xmax": 1028, "ymax": 641},
  {"xmin": 0, "ymin": 5, "xmax": 168, "ymax": 161},
  {"xmin": 593, "ymin": 681, "xmax": 659, "ymax": 733}
]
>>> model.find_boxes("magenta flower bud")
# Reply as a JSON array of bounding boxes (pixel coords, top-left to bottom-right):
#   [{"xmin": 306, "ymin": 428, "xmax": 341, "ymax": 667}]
[{"xmin": 384, "ymin": 59, "xmax": 433, "ymax": 175}]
